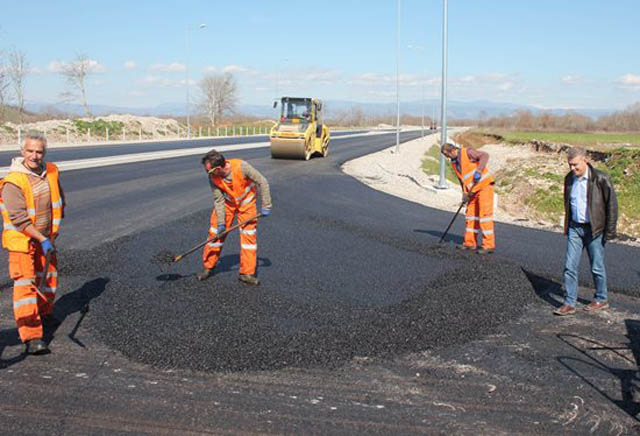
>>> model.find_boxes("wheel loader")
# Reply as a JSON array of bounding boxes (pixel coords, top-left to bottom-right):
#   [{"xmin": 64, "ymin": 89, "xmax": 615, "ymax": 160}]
[{"xmin": 270, "ymin": 97, "xmax": 330, "ymax": 160}]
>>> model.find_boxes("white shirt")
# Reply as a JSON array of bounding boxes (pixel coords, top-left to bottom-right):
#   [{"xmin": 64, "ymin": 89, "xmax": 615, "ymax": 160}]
[{"xmin": 570, "ymin": 166, "xmax": 590, "ymax": 223}]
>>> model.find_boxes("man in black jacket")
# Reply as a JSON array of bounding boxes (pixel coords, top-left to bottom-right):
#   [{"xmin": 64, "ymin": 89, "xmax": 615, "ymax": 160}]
[{"xmin": 554, "ymin": 147, "xmax": 618, "ymax": 316}]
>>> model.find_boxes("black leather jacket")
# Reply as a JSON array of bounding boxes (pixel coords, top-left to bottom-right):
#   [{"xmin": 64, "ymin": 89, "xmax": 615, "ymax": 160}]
[{"xmin": 563, "ymin": 163, "xmax": 618, "ymax": 240}]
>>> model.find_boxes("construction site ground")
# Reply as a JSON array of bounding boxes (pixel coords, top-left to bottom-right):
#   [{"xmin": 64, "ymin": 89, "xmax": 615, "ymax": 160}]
[{"xmin": 0, "ymin": 131, "xmax": 639, "ymax": 434}]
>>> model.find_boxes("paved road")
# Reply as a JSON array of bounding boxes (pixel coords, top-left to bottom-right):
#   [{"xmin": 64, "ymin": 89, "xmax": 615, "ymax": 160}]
[{"xmin": 0, "ymin": 130, "xmax": 639, "ymax": 434}]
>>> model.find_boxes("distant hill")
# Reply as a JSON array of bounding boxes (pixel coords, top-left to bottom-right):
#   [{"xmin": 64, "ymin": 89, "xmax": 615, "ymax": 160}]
[{"xmin": 22, "ymin": 100, "xmax": 614, "ymax": 120}]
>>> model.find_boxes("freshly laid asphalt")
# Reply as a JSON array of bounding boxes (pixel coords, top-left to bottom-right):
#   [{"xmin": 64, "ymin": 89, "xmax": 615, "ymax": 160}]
[{"xmin": 1, "ymin": 130, "xmax": 639, "ymax": 433}]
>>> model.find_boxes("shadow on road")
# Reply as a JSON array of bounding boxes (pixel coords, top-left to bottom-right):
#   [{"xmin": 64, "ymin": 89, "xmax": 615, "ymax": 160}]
[
  {"xmin": 0, "ymin": 328, "xmax": 25, "ymax": 369},
  {"xmin": 413, "ymin": 229, "xmax": 463, "ymax": 244},
  {"xmin": 522, "ymin": 269, "xmax": 590, "ymax": 308},
  {"xmin": 215, "ymin": 255, "xmax": 272, "ymax": 275},
  {"xmin": 45, "ymin": 277, "xmax": 110, "ymax": 347},
  {"xmin": 556, "ymin": 326, "xmax": 640, "ymax": 422}
]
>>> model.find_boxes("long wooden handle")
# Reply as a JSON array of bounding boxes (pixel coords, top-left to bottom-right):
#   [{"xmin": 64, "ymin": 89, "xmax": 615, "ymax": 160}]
[
  {"xmin": 173, "ymin": 213, "xmax": 262, "ymax": 262},
  {"xmin": 35, "ymin": 251, "xmax": 54, "ymax": 303},
  {"xmin": 439, "ymin": 202, "xmax": 464, "ymax": 244}
]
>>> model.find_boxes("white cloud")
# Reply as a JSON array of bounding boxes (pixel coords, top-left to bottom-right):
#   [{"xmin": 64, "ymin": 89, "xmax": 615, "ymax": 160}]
[
  {"xmin": 203, "ymin": 65, "xmax": 217, "ymax": 73},
  {"xmin": 223, "ymin": 64, "xmax": 250, "ymax": 73},
  {"xmin": 150, "ymin": 62, "xmax": 186, "ymax": 72},
  {"xmin": 47, "ymin": 59, "xmax": 106, "ymax": 74},
  {"xmin": 129, "ymin": 90, "xmax": 146, "ymax": 97},
  {"xmin": 617, "ymin": 73, "xmax": 640, "ymax": 87},
  {"xmin": 142, "ymin": 75, "xmax": 174, "ymax": 87},
  {"xmin": 141, "ymin": 75, "xmax": 195, "ymax": 88},
  {"xmin": 47, "ymin": 60, "xmax": 65, "ymax": 73},
  {"xmin": 124, "ymin": 60, "xmax": 136, "ymax": 70},
  {"xmin": 561, "ymin": 74, "xmax": 583, "ymax": 85},
  {"xmin": 349, "ymin": 72, "xmax": 423, "ymax": 86}
]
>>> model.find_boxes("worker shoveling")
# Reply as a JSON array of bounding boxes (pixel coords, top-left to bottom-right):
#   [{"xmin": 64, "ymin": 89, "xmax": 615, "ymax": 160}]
[{"xmin": 153, "ymin": 149, "xmax": 272, "ymax": 286}]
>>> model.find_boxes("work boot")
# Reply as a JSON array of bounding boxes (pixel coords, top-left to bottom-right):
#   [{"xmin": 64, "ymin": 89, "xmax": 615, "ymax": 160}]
[
  {"xmin": 238, "ymin": 274, "xmax": 260, "ymax": 286},
  {"xmin": 456, "ymin": 244, "xmax": 475, "ymax": 251},
  {"xmin": 197, "ymin": 268, "xmax": 212, "ymax": 281},
  {"xmin": 25, "ymin": 338, "xmax": 50, "ymax": 355},
  {"xmin": 476, "ymin": 248, "xmax": 495, "ymax": 255}
]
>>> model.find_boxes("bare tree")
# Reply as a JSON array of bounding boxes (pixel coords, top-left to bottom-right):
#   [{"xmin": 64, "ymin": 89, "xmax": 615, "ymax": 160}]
[
  {"xmin": 59, "ymin": 54, "xmax": 100, "ymax": 117},
  {"xmin": 199, "ymin": 72, "xmax": 237, "ymax": 126},
  {"xmin": 0, "ymin": 50, "xmax": 10, "ymax": 122},
  {"xmin": 8, "ymin": 49, "xmax": 28, "ymax": 124}
]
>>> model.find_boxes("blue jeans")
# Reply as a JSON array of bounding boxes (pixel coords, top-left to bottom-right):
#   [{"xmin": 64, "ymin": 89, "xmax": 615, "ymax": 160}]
[{"xmin": 562, "ymin": 222, "xmax": 608, "ymax": 307}]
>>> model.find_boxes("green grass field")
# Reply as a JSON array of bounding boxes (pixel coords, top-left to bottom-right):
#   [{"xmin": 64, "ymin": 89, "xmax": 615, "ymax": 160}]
[
  {"xmin": 421, "ymin": 145, "xmax": 459, "ymax": 184},
  {"xmin": 494, "ymin": 130, "xmax": 640, "ymax": 147}
]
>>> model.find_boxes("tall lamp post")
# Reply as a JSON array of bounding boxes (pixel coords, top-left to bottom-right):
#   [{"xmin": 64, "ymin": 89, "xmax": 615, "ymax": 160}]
[
  {"xmin": 394, "ymin": 0, "xmax": 401, "ymax": 154},
  {"xmin": 186, "ymin": 23, "xmax": 206, "ymax": 139},
  {"xmin": 408, "ymin": 44, "xmax": 427, "ymax": 139},
  {"xmin": 436, "ymin": 0, "xmax": 448, "ymax": 189}
]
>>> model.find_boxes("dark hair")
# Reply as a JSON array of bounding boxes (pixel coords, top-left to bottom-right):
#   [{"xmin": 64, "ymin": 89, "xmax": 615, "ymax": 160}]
[
  {"xmin": 201, "ymin": 149, "xmax": 225, "ymax": 168},
  {"xmin": 441, "ymin": 143, "xmax": 457, "ymax": 154}
]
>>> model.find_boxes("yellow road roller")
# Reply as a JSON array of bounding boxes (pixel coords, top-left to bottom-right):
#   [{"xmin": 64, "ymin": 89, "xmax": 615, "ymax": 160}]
[{"xmin": 270, "ymin": 97, "xmax": 330, "ymax": 160}]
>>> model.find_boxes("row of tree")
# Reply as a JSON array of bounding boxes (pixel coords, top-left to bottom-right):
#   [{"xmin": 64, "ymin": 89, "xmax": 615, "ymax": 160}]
[
  {"xmin": 0, "ymin": 48, "xmax": 239, "ymax": 126},
  {"xmin": 479, "ymin": 103, "xmax": 640, "ymax": 132}
]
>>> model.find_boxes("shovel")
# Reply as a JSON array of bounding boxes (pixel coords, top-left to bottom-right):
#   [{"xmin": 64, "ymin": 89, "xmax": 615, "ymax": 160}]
[
  {"xmin": 35, "ymin": 250, "xmax": 55, "ymax": 303},
  {"xmin": 172, "ymin": 213, "xmax": 262, "ymax": 263},
  {"xmin": 439, "ymin": 192, "xmax": 476, "ymax": 244}
]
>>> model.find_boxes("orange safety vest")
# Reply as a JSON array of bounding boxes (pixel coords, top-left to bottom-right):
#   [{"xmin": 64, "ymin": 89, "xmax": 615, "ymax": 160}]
[
  {"xmin": 451, "ymin": 148, "xmax": 494, "ymax": 194},
  {"xmin": 209, "ymin": 159, "xmax": 257, "ymax": 207},
  {"xmin": 0, "ymin": 162, "xmax": 63, "ymax": 253}
]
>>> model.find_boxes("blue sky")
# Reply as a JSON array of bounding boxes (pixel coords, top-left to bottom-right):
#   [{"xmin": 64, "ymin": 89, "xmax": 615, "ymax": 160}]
[{"xmin": 1, "ymin": 0, "xmax": 639, "ymax": 110}]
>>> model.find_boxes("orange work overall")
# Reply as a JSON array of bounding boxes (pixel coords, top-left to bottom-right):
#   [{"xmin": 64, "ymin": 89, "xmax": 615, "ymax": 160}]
[
  {"xmin": 1, "ymin": 163, "xmax": 63, "ymax": 343},
  {"xmin": 202, "ymin": 159, "xmax": 258, "ymax": 275},
  {"xmin": 451, "ymin": 148, "xmax": 496, "ymax": 250}
]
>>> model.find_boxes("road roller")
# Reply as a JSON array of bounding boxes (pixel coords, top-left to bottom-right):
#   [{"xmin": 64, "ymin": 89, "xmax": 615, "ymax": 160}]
[{"xmin": 270, "ymin": 97, "xmax": 330, "ymax": 160}]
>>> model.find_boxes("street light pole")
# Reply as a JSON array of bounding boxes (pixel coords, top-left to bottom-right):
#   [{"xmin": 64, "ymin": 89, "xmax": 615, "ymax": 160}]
[
  {"xmin": 436, "ymin": 0, "xmax": 448, "ymax": 189},
  {"xmin": 395, "ymin": 0, "xmax": 401, "ymax": 154},
  {"xmin": 186, "ymin": 23, "xmax": 206, "ymax": 139}
]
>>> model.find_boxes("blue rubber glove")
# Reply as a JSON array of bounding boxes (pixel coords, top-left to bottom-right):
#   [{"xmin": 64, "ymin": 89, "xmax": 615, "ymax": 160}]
[
  {"xmin": 40, "ymin": 238, "xmax": 54, "ymax": 255},
  {"xmin": 261, "ymin": 208, "xmax": 271, "ymax": 217},
  {"xmin": 217, "ymin": 224, "xmax": 226, "ymax": 236},
  {"xmin": 473, "ymin": 171, "xmax": 482, "ymax": 183}
]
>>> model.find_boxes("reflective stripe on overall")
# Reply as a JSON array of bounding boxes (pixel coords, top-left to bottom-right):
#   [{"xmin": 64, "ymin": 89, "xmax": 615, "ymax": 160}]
[
  {"xmin": 451, "ymin": 148, "xmax": 495, "ymax": 250},
  {"xmin": 203, "ymin": 159, "xmax": 258, "ymax": 275},
  {"xmin": 1, "ymin": 162, "xmax": 62, "ymax": 343}
]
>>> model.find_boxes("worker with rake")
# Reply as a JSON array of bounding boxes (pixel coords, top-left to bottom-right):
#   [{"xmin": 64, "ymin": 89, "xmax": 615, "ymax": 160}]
[
  {"xmin": 441, "ymin": 142, "xmax": 495, "ymax": 254},
  {"xmin": 199, "ymin": 149, "xmax": 272, "ymax": 285},
  {"xmin": 0, "ymin": 131, "xmax": 64, "ymax": 355}
]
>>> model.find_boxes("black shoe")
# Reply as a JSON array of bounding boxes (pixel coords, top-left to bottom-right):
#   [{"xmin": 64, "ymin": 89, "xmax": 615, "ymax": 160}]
[
  {"xmin": 477, "ymin": 248, "xmax": 495, "ymax": 255},
  {"xmin": 25, "ymin": 339, "xmax": 50, "ymax": 355},
  {"xmin": 197, "ymin": 268, "xmax": 212, "ymax": 281},
  {"xmin": 456, "ymin": 244, "xmax": 476, "ymax": 251},
  {"xmin": 238, "ymin": 274, "xmax": 260, "ymax": 286}
]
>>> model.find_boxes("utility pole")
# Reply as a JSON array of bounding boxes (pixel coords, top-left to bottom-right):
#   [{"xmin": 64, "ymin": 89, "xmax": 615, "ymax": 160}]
[
  {"xmin": 436, "ymin": 0, "xmax": 449, "ymax": 189},
  {"xmin": 395, "ymin": 0, "xmax": 401, "ymax": 153}
]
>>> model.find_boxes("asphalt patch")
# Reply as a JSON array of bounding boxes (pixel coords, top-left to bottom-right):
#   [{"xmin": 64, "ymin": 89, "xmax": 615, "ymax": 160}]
[{"xmin": 56, "ymin": 213, "xmax": 540, "ymax": 373}]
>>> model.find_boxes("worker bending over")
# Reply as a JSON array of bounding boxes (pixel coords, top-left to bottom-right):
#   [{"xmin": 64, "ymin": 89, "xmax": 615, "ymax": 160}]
[
  {"xmin": 441, "ymin": 143, "xmax": 495, "ymax": 254},
  {"xmin": 0, "ymin": 132, "xmax": 64, "ymax": 355},
  {"xmin": 199, "ymin": 150, "xmax": 272, "ymax": 285}
]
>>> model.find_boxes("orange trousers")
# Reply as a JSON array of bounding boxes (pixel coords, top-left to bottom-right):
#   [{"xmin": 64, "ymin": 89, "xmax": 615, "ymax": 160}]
[
  {"xmin": 464, "ymin": 184, "xmax": 495, "ymax": 250},
  {"xmin": 202, "ymin": 201, "xmax": 258, "ymax": 275},
  {"xmin": 9, "ymin": 243, "xmax": 58, "ymax": 343}
]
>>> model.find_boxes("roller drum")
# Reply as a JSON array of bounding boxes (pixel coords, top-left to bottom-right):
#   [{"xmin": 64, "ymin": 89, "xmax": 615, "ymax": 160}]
[{"xmin": 270, "ymin": 138, "xmax": 307, "ymax": 159}]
